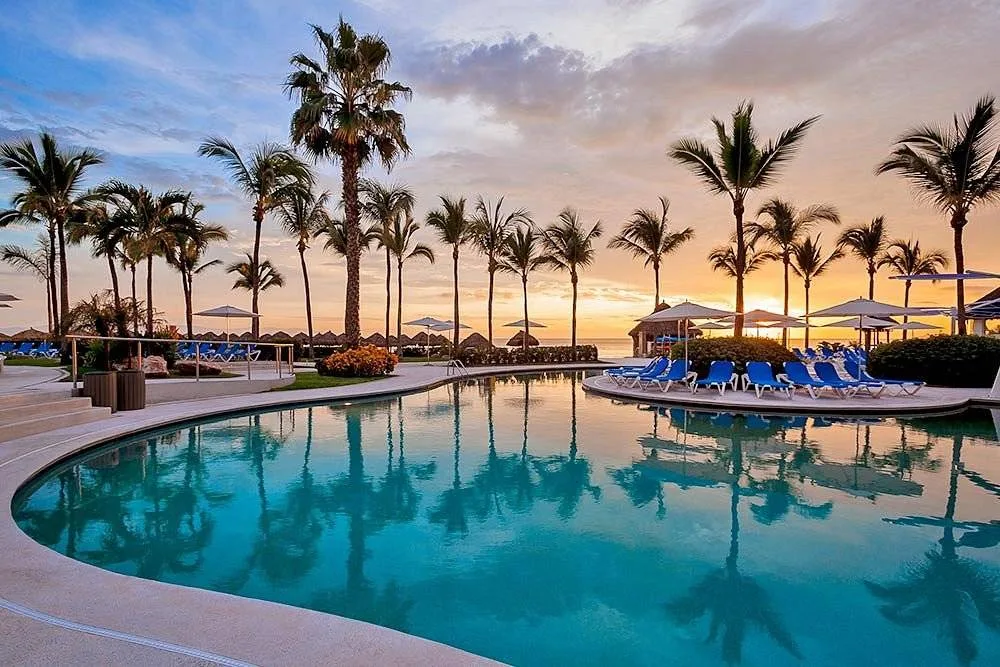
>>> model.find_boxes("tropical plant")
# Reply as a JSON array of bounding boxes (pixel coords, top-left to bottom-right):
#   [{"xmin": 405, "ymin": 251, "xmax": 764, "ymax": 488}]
[
  {"xmin": 747, "ymin": 198, "xmax": 840, "ymax": 345},
  {"xmin": 541, "ymin": 208, "xmax": 603, "ymax": 359},
  {"xmin": 877, "ymin": 95, "xmax": 1000, "ymax": 334},
  {"xmin": 315, "ymin": 345, "xmax": 398, "ymax": 377},
  {"xmin": 164, "ymin": 195, "xmax": 227, "ymax": 338},
  {"xmin": 0, "ymin": 233, "xmax": 54, "ymax": 333},
  {"xmin": 380, "ymin": 214, "xmax": 434, "ymax": 354},
  {"xmin": 838, "ymin": 216, "xmax": 889, "ymax": 299},
  {"xmin": 286, "ymin": 20, "xmax": 412, "ymax": 347},
  {"xmin": 608, "ymin": 196, "xmax": 695, "ymax": 308},
  {"xmin": 198, "ymin": 137, "xmax": 312, "ymax": 337},
  {"xmin": 473, "ymin": 196, "xmax": 527, "ymax": 346},
  {"xmin": 276, "ymin": 188, "xmax": 331, "ymax": 355},
  {"xmin": 227, "ymin": 254, "xmax": 286, "ymax": 297},
  {"xmin": 0, "ymin": 132, "xmax": 104, "ymax": 334},
  {"xmin": 879, "ymin": 239, "xmax": 949, "ymax": 339},
  {"xmin": 499, "ymin": 224, "xmax": 546, "ymax": 351},
  {"xmin": 789, "ymin": 235, "xmax": 843, "ymax": 346},
  {"xmin": 426, "ymin": 196, "xmax": 474, "ymax": 349},
  {"xmin": 359, "ymin": 180, "xmax": 415, "ymax": 349},
  {"xmin": 669, "ymin": 337, "xmax": 796, "ymax": 376},
  {"xmin": 670, "ymin": 102, "xmax": 819, "ymax": 335},
  {"xmin": 708, "ymin": 240, "xmax": 777, "ymax": 279}
]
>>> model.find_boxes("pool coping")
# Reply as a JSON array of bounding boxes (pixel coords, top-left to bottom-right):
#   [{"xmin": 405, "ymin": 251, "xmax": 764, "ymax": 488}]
[{"xmin": 0, "ymin": 362, "xmax": 608, "ymax": 666}]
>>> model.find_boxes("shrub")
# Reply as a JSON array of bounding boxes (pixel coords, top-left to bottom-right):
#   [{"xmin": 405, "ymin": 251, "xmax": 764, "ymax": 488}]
[
  {"xmin": 456, "ymin": 345, "xmax": 599, "ymax": 366},
  {"xmin": 669, "ymin": 337, "xmax": 796, "ymax": 376},
  {"xmin": 316, "ymin": 345, "xmax": 398, "ymax": 377},
  {"xmin": 868, "ymin": 335, "xmax": 1000, "ymax": 387}
]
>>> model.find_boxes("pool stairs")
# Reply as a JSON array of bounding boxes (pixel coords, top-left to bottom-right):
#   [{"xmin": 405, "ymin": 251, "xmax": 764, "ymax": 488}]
[{"xmin": 0, "ymin": 392, "xmax": 112, "ymax": 443}]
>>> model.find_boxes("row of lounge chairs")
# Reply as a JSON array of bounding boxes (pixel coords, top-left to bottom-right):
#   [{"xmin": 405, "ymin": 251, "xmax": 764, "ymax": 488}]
[
  {"xmin": 0, "ymin": 341, "xmax": 60, "ymax": 359},
  {"xmin": 793, "ymin": 346, "xmax": 869, "ymax": 365},
  {"xmin": 176, "ymin": 342, "xmax": 261, "ymax": 362},
  {"xmin": 604, "ymin": 357, "xmax": 924, "ymax": 399}
]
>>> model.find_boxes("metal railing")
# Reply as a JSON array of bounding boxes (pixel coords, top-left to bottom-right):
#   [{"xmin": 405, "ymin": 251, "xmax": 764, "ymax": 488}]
[{"xmin": 66, "ymin": 334, "xmax": 295, "ymax": 390}]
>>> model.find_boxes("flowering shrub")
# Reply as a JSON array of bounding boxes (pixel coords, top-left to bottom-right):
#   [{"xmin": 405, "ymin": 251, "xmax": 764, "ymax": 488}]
[
  {"xmin": 456, "ymin": 345, "xmax": 599, "ymax": 366},
  {"xmin": 316, "ymin": 345, "xmax": 398, "ymax": 377}
]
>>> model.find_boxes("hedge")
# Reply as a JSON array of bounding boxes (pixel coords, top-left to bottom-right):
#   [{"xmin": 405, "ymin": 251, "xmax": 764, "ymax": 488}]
[
  {"xmin": 316, "ymin": 345, "xmax": 398, "ymax": 377},
  {"xmin": 668, "ymin": 337, "xmax": 796, "ymax": 376},
  {"xmin": 868, "ymin": 335, "xmax": 1000, "ymax": 387},
  {"xmin": 456, "ymin": 345, "xmax": 599, "ymax": 366}
]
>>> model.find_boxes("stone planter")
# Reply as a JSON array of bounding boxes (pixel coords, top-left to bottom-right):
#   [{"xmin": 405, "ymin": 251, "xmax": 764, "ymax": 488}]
[
  {"xmin": 83, "ymin": 371, "xmax": 117, "ymax": 412},
  {"xmin": 116, "ymin": 369, "xmax": 147, "ymax": 411}
]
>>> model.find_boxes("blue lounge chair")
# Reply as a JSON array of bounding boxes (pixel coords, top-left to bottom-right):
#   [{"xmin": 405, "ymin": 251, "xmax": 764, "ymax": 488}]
[
  {"xmin": 647, "ymin": 360, "xmax": 695, "ymax": 392},
  {"xmin": 628, "ymin": 357, "xmax": 672, "ymax": 388},
  {"xmin": 815, "ymin": 361, "xmax": 884, "ymax": 397},
  {"xmin": 743, "ymin": 361, "xmax": 793, "ymax": 398},
  {"xmin": 844, "ymin": 359, "xmax": 924, "ymax": 396},
  {"xmin": 605, "ymin": 357, "xmax": 660, "ymax": 384},
  {"xmin": 691, "ymin": 361, "xmax": 737, "ymax": 395},
  {"xmin": 30, "ymin": 341, "xmax": 59, "ymax": 359},
  {"xmin": 783, "ymin": 361, "xmax": 854, "ymax": 399},
  {"xmin": 11, "ymin": 342, "xmax": 34, "ymax": 357},
  {"xmin": 0, "ymin": 342, "xmax": 15, "ymax": 354}
]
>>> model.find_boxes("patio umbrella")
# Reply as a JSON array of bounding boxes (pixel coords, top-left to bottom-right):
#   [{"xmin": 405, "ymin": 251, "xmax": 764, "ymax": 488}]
[
  {"xmin": 639, "ymin": 301, "xmax": 737, "ymax": 368},
  {"xmin": 503, "ymin": 319, "xmax": 546, "ymax": 350},
  {"xmin": 807, "ymin": 298, "xmax": 932, "ymax": 351},
  {"xmin": 506, "ymin": 330, "xmax": 540, "ymax": 347},
  {"xmin": 503, "ymin": 319, "xmax": 547, "ymax": 328},
  {"xmin": 697, "ymin": 321, "xmax": 731, "ymax": 338},
  {"xmin": 824, "ymin": 316, "xmax": 896, "ymax": 329},
  {"xmin": 890, "ymin": 321, "xmax": 941, "ymax": 331},
  {"xmin": 195, "ymin": 304, "xmax": 260, "ymax": 341}
]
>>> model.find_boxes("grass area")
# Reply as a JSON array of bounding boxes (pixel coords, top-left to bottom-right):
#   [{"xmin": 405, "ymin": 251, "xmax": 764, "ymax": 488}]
[
  {"xmin": 272, "ymin": 373, "xmax": 382, "ymax": 391},
  {"xmin": 2, "ymin": 357, "xmax": 62, "ymax": 367}
]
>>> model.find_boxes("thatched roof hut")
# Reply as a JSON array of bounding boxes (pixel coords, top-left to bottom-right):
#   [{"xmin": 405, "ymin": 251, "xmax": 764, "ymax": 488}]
[
  {"xmin": 506, "ymin": 330, "xmax": 539, "ymax": 347},
  {"xmin": 11, "ymin": 328, "xmax": 48, "ymax": 341},
  {"xmin": 235, "ymin": 331, "xmax": 254, "ymax": 342},
  {"xmin": 628, "ymin": 302, "xmax": 702, "ymax": 356},
  {"xmin": 410, "ymin": 331, "xmax": 429, "ymax": 346},
  {"xmin": 293, "ymin": 331, "xmax": 309, "ymax": 343},
  {"xmin": 364, "ymin": 332, "xmax": 386, "ymax": 346},
  {"xmin": 398, "ymin": 333, "xmax": 414, "ymax": 346},
  {"xmin": 270, "ymin": 331, "xmax": 293, "ymax": 342},
  {"xmin": 0, "ymin": 331, "xmax": 10, "ymax": 341},
  {"xmin": 430, "ymin": 333, "xmax": 449, "ymax": 346},
  {"xmin": 314, "ymin": 331, "xmax": 339, "ymax": 345},
  {"xmin": 257, "ymin": 333, "xmax": 273, "ymax": 342},
  {"xmin": 460, "ymin": 332, "xmax": 492, "ymax": 350}
]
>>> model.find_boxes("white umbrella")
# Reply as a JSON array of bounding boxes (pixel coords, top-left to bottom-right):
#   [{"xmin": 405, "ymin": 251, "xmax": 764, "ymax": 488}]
[
  {"xmin": 824, "ymin": 316, "xmax": 896, "ymax": 329},
  {"xmin": 639, "ymin": 301, "xmax": 737, "ymax": 369},
  {"xmin": 194, "ymin": 304, "xmax": 260, "ymax": 341},
  {"xmin": 502, "ymin": 319, "xmax": 547, "ymax": 328},
  {"xmin": 808, "ymin": 297, "xmax": 933, "ymax": 353},
  {"xmin": 697, "ymin": 321, "xmax": 731, "ymax": 338},
  {"xmin": 890, "ymin": 321, "xmax": 941, "ymax": 331},
  {"xmin": 404, "ymin": 317, "xmax": 451, "ymax": 364}
]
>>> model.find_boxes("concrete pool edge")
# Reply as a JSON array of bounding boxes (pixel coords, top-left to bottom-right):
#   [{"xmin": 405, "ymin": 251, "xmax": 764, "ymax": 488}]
[{"xmin": 0, "ymin": 362, "xmax": 609, "ymax": 666}]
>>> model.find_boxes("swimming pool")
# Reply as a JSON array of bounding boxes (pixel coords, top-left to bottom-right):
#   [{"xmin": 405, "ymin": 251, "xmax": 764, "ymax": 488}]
[{"xmin": 13, "ymin": 372, "xmax": 1000, "ymax": 666}]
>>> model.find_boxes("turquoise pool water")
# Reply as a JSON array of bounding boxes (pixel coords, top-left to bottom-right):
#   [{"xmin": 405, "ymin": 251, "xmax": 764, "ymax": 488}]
[{"xmin": 13, "ymin": 372, "xmax": 1000, "ymax": 666}]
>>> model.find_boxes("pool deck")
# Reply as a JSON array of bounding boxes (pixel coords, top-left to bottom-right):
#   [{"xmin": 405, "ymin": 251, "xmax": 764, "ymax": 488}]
[{"xmin": 0, "ymin": 361, "xmax": 608, "ymax": 667}]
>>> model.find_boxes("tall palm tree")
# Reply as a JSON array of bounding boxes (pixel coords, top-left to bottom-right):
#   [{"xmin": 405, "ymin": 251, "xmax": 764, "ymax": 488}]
[
  {"xmin": 0, "ymin": 233, "xmax": 53, "ymax": 333},
  {"xmin": 473, "ymin": 196, "xmax": 527, "ymax": 346},
  {"xmin": 359, "ymin": 181, "xmax": 415, "ymax": 349},
  {"xmin": 198, "ymin": 138, "xmax": 312, "ymax": 337},
  {"xmin": 789, "ymin": 235, "xmax": 843, "ymax": 346},
  {"xmin": 315, "ymin": 216, "xmax": 380, "ymax": 258},
  {"xmin": 66, "ymin": 202, "xmax": 129, "ymax": 330},
  {"xmin": 879, "ymin": 240, "xmax": 949, "ymax": 339},
  {"xmin": 286, "ymin": 20, "xmax": 412, "ymax": 347},
  {"xmin": 708, "ymin": 241, "xmax": 777, "ymax": 281},
  {"xmin": 426, "ymin": 196, "xmax": 474, "ymax": 349},
  {"xmin": 0, "ymin": 207, "xmax": 58, "ymax": 332},
  {"xmin": 607, "ymin": 196, "xmax": 695, "ymax": 308},
  {"xmin": 380, "ymin": 214, "xmax": 434, "ymax": 355},
  {"xmin": 541, "ymin": 208, "xmax": 603, "ymax": 359},
  {"xmin": 670, "ymin": 102, "xmax": 819, "ymax": 336},
  {"xmin": 877, "ymin": 95, "xmax": 1000, "ymax": 334},
  {"xmin": 838, "ymin": 216, "xmax": 889, "ymax": 299},
  {"xmin": 164, "ymin": 197, "xmax": 228, "ymax": 339},
  {"xmin": 276, "ymin": 189, "xmax": 331, "ymax": 356},
  {"xmin": 499, "ymin": 224, "xmax": 546, "ymax": 351},
  {"xmin": 227, "ymin": 254, "xmax": 286, "ymax": 295},
  {"xmin": 747, "ymin": 198, "xmax": 840, "ymax": 345},
  {"xmin": 118, "ymin": 237, "xmax": 144, "ymax": 336},
  {"xmin": 0, "ymin": 132, "xmax": 104, "ymax": 334}
]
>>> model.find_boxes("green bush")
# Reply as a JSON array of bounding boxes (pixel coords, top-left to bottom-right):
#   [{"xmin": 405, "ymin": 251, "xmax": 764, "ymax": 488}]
[
  {"xmin": 456, "ymin": 345, "xmax": 599, "ymax": 366},
  {"xmin": 668, "ymin": 337, "xmax": 796, "ymax": 376},
  {"xmin": 868, "ymin": 335, "xmax": 1000, "ymax": 387}
]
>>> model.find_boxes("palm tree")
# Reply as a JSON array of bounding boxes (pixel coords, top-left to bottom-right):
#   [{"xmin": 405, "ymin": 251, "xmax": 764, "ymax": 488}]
[
  {"xmin": 276, "ymin": 189, "xmax": 331, "ymax": 356},
  {"xmin": 198, "ymin": 138, "xmax": 312, "ymax": 337},
  {"xmin": 473, "ymin": 196, "xmax": 528, "ymax": 346},
  {"xmin": 118, "ymin": 237, "xmax": 144, "ymax": 336},
  {"xmin": 67, "ymin": 202, "xmax": 126, "ymax": 321},
  {"xmin": 879, "ymin": 240, "xmax": 949, "ymax": 339},
  {"xmin": 499, "ymin": 224, "xmax": 546, "ymax": 351},
  {"xmin": 315, "ymin": 216, "xmax": 380, "ymax": 258},
  {"xmin": 708, "ymin": 241, "xmax": 777, "ymax": 281},
  {"xmin": 876, "ymin": 96, "xmax": 1000, "ymax": 334},
  {"xmin": 359, "ymin": 181, "xmax": 415, "ymax": 349},
  {"xmin": 789, "ymin": 235, "xmax": 843, "ymax": 347},
  {"xmin": 0, "ymin": 233, "xmax": 53, "ymax": 333},
  {"xmin": 227, "ymin": 254, "xmax": 286, "ymax": 296},
  {"xmin": 747, "ymin": 198, "xmax": 840, "ymax": 345},
  {"xmin": 0, "ymin": 132, "xmax": 104, "ymax": 334},
  {"xmin": 608, "ymin": 196, "xmax": 695, "ymax": 308},
  {"xmin": 426, "ymin": 196, "xmax": 474, "ymax": 349},
  {"xmin": 286, "ymin": 20, "xmax": 412, "ymax": 347},
  {"xmin": 838, "ymin": 216, "xmax": 889, "ymax": 299},
  {"xmin": 670, "ymin": 102, "xmax": 819, "ymax": 336},
  {"xmin": 380, "ymin": 214, "xmax": 434, "ymax": 355},
  {"xmin": 0, "ymin": 207, "xmax": 59, "ymax": 332},
  {"xmin": 165, "ymin": 197, "xmax": 228, "ymax": 339},
  {"xmin": 541, "ymin": 208, "xmax": 603, "ymax": 359}
]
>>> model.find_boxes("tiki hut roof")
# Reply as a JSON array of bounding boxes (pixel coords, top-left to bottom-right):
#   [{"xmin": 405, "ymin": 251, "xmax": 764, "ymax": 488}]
[
  {"xmin": 364, "ymin": 332, "xmax": 386, "ymax": 346},
  {"xmin": 293, "ymin": 331, "xmax": 309, "ymax": 342},
  {"xmin": 313, "ymin": 331, "xmax": 339, "ymax": 345},
  {"xmin": 11, "ymin": 327, "xmax": 49, "ymax": 341},
  {"xmin": 398, "ymin": 333, "xmax": 414, "ymax": 346},
  {"xmin": 628, "ymin": 303, "xmax": 702, "ymax": 339},
  {"xmin": 270, "ymin": 331, "xmax": 293, "ymax": 341},
  {"xmin": 460, "ymin": 332, "xmax": 492, "ymax": 350},
  {"xmin": 199, "ymin": 331, "xmax": 219, "ymax": 340},
  {"xmin": 235, "ymin": 331, "xmax": 254, "ymax": 342},
  {"xmin": 257, "ymin": 333, "xmax": 273, "ymax": 342},
  {"xmin": 430, "ymin": 333, "xmax": 450, "ymax": 346},
  {"xmin": 410, "ymin": 331, "xmax": 429, "ymax": 345},
  {"xmin": 506, "ymin": 330, "xmax": 539, "ymax": 347},
  {"xmin": 0, "ymin": 331, "xmax": 10, "ymax": 341}
]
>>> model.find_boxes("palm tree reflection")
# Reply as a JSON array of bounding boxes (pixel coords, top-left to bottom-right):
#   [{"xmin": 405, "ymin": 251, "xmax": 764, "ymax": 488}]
[{"xmin": 429, "ymin": 382, "xmax": 477, "ymax": 534}]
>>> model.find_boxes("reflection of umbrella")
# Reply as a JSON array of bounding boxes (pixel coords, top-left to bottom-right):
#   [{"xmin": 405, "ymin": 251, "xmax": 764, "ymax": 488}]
[
  {"xmin": 796, "ymin": 462, "xmax": 923, "ymax": 498},
  {"xmin": 0, "ymin": 304, "xmax": 11, "ymax": 308},
  {"xmin": 639, "ymin": 301, "xmax": 737, "ymax": 368},
  {"xmin": 195, "ymin": 304, "xmax": 260, "ymax": 341}
]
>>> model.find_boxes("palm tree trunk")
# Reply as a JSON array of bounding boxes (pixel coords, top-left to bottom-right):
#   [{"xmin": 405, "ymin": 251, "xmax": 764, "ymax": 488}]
[
  {"xmin": 902, "ymin": 280, "xmax": 911, "ymax": 340},
  {"xmin": 130, "ymin": 264, "xmax": 138, "ymax": 336},
  {"xmin": 487, "ymin": 267, "xmax": 495, "ymax": 347},
  {"xmin": 782, "ymin": 254, "xmax": 790, "ymax": 348},
  {"xmin": 183, "ymin": 270, "xmax": 194, "ymax": 339},
  {"xmin": 452, "ymin": 245, "xmax": 460, "ymax": 350},
  {"xmin": 396, "ymin": 259, "xmax": 404, "ymax": 356},
  {"xmin": 342, "ymin": 150, "xmax": 362, "ymax": 348},
  {"xmin": 108, "ymin": 254, "xmax": 127, "ymax": 337},
  {"xmin": 732, "ymin": 198, "xmax": 746, "ymax": 337},
  {"xmin": 653, "ymin": 261, "xmax": 660, "ymax": 309},
  {"xmin": 299, "ymin": 246, "xmax": 314, "ymax": 358},
  {"xmin": 384, "ymin": 246, "xmax": 391, "ymax": 351},
  {"xmin": 44, "ymin": 276, "xmax": 52, "ymax": 336},
  {"xmin": 251, "ymin": 204, "xmax": 264, "ymax": 339},
  {"xmin": 522, "ymin": 275, "xmax": 529, "ymax": 353},
  {"xmin": 571, "ymin": 271, "xmax": 578, "ymax": 361},
  {"xmin": 952, "ymin": 214, "xmax": 967, "ymax": 335},
  {"xmin": 55, "ymin": 216, "xmax": 70, "ymax": 336},
  {"xmin": 804, "ymin": 280, "xmax": 811, "ymax": 348},
  {"xmin": 146, "ymin": 254, "xmax": 154, "ymax": 336}
]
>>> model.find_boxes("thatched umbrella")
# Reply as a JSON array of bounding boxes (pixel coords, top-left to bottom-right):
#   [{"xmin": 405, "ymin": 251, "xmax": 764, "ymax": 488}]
[
  {"xmin": 410, "ymin": 331, "xmax": 429, "ymax": 346},
  {"xmin": 398, "ymin": 333, "xmax": 414, "ymax": 346},
  {"xmin": 270, "ymin": 330, "xmax": 293, "ymax": 341},
  {"xmin": 293, "ymin": 331, "xmax": 309, "ymax": 343},
  {"xmin": 365, "ymin": 332, "xmax": 386, "ymax": 347},
  {"xmin": 506, "ymin": 330, "xmax": 539, "ymax": 347},
  {"xmin": 258, "ymin": 333, "xmax": 273, "ymax": 342},
  {"xmin": 314, "ymin": 331, "xmax": 338, "ymax": 345},
  {"xmin": 0, "ymin": 331, "xmax": 10, "ymax": 341},
  {"xmin": 430, "ymin": 333, "xmax": 449, "ymax": 346},
  {"xmin": 460, "ymin": 332, "xmax": 492, "ymax": 350},
  {"xmin": 235, "ymin": 331, "xmax": 254, "ymax": 342},
  {"xmin": 333, "ymin": 332, "xmax": 347, "ymax": 345},
  {"xmin": 199, "ymin": 331, "xmax": 219, "ymax": 341}
]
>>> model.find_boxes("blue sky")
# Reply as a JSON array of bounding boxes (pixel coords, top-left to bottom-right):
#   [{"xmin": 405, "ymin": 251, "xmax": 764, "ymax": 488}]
[{"xmin": 1, "ymin": 0, "xmax": 999, "ymax": 337}]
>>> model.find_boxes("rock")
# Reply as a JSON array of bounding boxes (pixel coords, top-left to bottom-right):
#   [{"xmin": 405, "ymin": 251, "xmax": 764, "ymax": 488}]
[
  {"xmin": 174, "ymin": 360, "xmax": 223, "ymax": 377},
  {"xmin": 142, "ymin": 355, "xmax": 169, "ymax": 379}
]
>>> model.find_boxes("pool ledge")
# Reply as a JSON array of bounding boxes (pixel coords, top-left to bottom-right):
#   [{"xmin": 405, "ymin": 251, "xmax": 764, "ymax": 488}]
[{"xmin": 0, "ymin": 362, "xmax": 609, "ymax": 666}]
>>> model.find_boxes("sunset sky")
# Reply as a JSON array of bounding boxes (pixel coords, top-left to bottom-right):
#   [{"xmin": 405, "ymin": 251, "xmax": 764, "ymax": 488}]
[{"xmin": 1, "ymin": 0, "xmax": 999, "ymax": 340}]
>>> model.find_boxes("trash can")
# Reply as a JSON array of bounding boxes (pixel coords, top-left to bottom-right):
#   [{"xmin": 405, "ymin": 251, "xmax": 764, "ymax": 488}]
[
  {"xmin": 83, "ymin": 371, "xmax": 118, "ymax": 412},
  {"xmin": 116, "ymin": 369, "xmax": 147, "ymax": 411}
]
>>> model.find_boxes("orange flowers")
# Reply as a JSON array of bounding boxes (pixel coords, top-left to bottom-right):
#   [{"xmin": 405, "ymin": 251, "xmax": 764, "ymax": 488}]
[{"xmin": 316, "ymin": 345, "xmax": 398, "ymax": 377}]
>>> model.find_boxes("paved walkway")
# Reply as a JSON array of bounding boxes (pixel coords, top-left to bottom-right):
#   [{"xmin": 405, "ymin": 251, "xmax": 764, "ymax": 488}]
[{"xmin": 0, "ymin": 365, "xmax": 64, "ymax": 394}]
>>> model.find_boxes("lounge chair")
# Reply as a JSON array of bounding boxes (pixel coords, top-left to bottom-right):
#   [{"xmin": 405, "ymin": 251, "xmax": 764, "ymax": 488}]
[
  {"xmin": 628, "ymin": 357, "xmax": 672, "ymax": 388},
  {"xmin": 647, "ymin": 360, "xmax": 695, "ymax": 392},
  {"xmin": 792, "ymin": 347, "xmax": 808, "ymax": 361},
  {"xmin": 605, "ymin": 357, "xmax": 660, "ymax": 384},
  {"xmin": 11, "ymin": 342, "xmax": 34, "ymax": 357},
  {"xmin": 30, "ymin": 341, "xmax": 59, "ymax": 359},
  {"xmin": 814, "ymin": 361, "xmax": 885, "ymax": 398},
  {"xmin": 844, "ymin": 359, "xmax": 924, "ymax": 396},
  {"xmin": 743, "ymin": 361, "xmax": 793, "ymax": 398},
  {"xmin": 0, "ymin": 342, "xmax": 15, "ymax": 354},
  {"xmin": 691, "ymin": 360, "xmax": 737, "ymax": 395},
  {"xmin": 783, "ymin": 361, "xmax": 855, "ymax": 399}
]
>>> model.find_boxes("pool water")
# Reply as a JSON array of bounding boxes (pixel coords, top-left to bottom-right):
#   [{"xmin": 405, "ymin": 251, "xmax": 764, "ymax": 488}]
[{"xmin": 14, "ymin": 372, "xmax": 1000, "ymax": 666}]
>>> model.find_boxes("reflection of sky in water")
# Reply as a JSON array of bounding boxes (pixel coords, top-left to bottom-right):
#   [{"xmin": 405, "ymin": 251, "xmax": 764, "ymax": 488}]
[{"xmin": 14, "ymin": 372, "xmax": 1000, "ymax": 666}]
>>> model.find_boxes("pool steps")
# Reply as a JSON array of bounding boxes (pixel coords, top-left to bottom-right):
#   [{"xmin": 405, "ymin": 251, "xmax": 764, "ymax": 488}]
[{"xmin": 0, "ymin": 393, "xmax": 111, "ymax": 443}]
